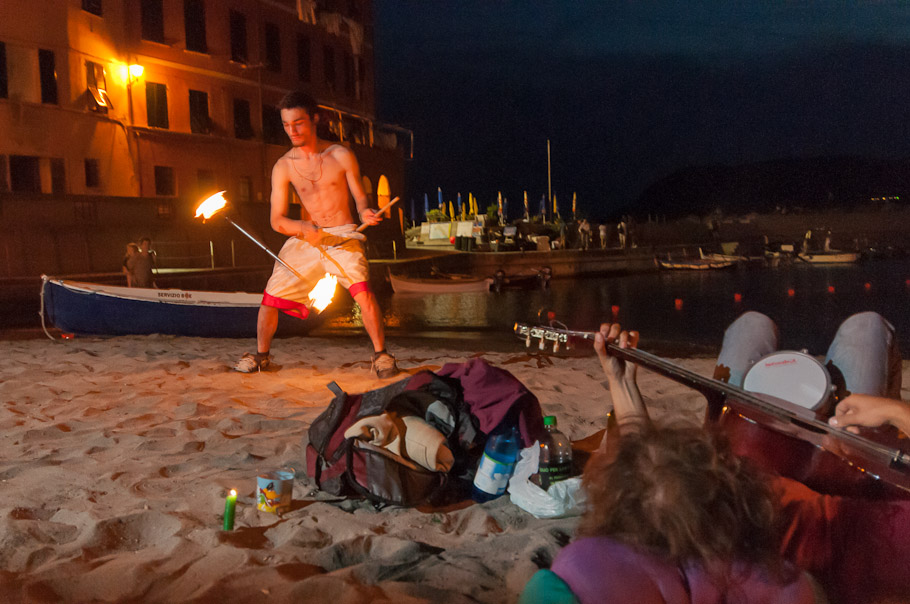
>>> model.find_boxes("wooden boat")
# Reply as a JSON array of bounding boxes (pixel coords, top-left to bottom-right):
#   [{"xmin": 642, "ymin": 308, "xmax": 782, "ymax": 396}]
[
  {"xmin": 40, "ymin": 276, "xmax": 317, "ymax": 337},
  {"xmin": 388, "ymin": 272, "xmax": 493, "ymax": 294},
  {"xmin": 655, "ymin": 255, "xmax": 737, "ymax": 270},
  {"xmin": 797, "ymin": 250, "xmax": 860, "ymax": 264}
]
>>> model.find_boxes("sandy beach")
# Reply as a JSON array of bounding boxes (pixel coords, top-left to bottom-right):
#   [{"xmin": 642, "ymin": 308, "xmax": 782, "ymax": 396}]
[{"xmin": 0, "ymin": 333, "xmax": 905, "ymax": 602}]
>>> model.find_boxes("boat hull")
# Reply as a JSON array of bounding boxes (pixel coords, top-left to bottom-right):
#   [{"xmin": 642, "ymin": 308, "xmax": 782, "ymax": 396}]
[
  {"xmin": 797, "ymin": 252, "xmax": 860, "ymax": 264},
  {"xmin": 388, "ymin": 273, "xmax": 493, "ymax": 293},
  {"xmin": 41, "ymin": 278, "xmax": 316, "ymax": 337},
  {"xmin": 656, "ymin": 258, "xmax": 737, "ymax": 270}
]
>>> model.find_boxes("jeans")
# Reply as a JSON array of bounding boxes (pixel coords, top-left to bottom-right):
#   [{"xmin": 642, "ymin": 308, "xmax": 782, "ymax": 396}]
[{"xmin": 715, "ymin": 311, "xmax": 902, "ymax": 399}]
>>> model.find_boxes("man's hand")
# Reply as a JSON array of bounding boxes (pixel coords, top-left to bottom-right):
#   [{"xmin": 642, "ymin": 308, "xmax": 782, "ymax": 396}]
[
  {"xmin": 359, "ymin": 208, "xmax": 382, "ymax": 226},
  {"xmin": 594, "ymin": 323, "xmax": 640, "ymax": 384},
  {"xmin": 829, "ymin": 394, "xmax": 910, "ymax": 435},
  {"xmin": 297, "ymin": 221, "xmax": 321, "ymax": 245}
]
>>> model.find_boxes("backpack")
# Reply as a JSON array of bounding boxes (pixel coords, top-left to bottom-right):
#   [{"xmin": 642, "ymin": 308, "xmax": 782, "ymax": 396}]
[{"xmin": 305, "ymin": 370, "xmax": 482, "ymax": 507}]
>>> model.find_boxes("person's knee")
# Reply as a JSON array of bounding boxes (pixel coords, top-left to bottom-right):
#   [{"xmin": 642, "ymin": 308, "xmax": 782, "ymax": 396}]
[
  {"xmin": 727, "ymin": 311, "xmax": 776, "ymax": 335},
  {"xmin": 837, "ymin": 311, "xmax": 893, "ymax": 337}
]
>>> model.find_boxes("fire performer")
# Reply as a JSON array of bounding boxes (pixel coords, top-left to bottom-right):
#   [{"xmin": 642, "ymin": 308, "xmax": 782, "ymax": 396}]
[{"xmin": 235, "ymin": 91, "xmax": 399, "ymax": 378}]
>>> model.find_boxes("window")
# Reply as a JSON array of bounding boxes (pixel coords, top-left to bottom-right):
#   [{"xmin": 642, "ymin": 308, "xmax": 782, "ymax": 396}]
[
  {"xmin": 156, "ymin": 199, "xmax": 174, "ymax": 219},
  {"xmin": 0, "ymin": 42, "xmax": 6, "ymax": 99},
  {"xmin": 154, "ymin": 165, "xmax": 175, "ymax": 196},
  {"xmin": 344, "ymin": 53, "xmax": 355, "ymax": 97},
  {"xmin": 197, "ymin": 168, "xmax": 215, "ymax": 195},
  {"xmin": 39, "ymin": 49, "xmax": 57, "ymax": 104},
  {"xmin": 82, "ymin": 0, "xmax": 102, "ymax": 16},
  {"xmin": 296, "ymin": 34, "xmax": 311, "ymax": 82},
  {"xmin": 86, "ymin": 61, "xmax": 113, "ymax": 113},
  {"xmin": 262, "ymin": 104, "xmax": 284, "ymax": 145},
  {"xmin": 146, "ymin": 82, "xmax": 169, "ymax": 128},
  {"xmin": 233, "ymin": 98, "xmax": 253, "ymax": 139},
  {"xmin": 85, "ymin": 159, "xmax": 100, "ymax": 188},
  {"xmin": 229, "ymin": 11, "xmax": 247, "ymax": 63},
  {"xmin": 264, "ymin": 22, "xmax": 281, "ymax": 73},
  {"xmin": 189, "ymin": 89, "xmax": 210, "ymax": 133},
  {"xmin": 323, "ymin": 45, "xmax": 335, "ymax": 90},
  {"xmin": 238, "ymin": 176, "xmax": 252, "ymax": 203},
  {"xmin": 141, "ymin": 0, "xmax": 165, "ymax": 43},
  {"xmin": 51, "ymin": 158, "xmax": 65, "ymax": 194},
  {"xmin": 184, "ymin": 0, "xmax": 207, "ymax": 53},
  {"xmin": 9, "ymin": 156, "xmax": 41, "ymax": 193}
]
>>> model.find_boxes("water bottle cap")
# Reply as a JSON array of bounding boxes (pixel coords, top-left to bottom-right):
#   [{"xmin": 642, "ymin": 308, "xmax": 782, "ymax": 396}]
[{"xmin": 543, "ymin": 415, "xmax": 557, "ymax": 426}]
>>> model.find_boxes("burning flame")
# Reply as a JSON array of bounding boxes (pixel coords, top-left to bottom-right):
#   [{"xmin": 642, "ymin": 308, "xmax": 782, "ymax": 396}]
[
  {"xmin": 308, "ymin": 273, "xmax": 337, "ymax": 312},
  {"xmin": 195, "ymin": 191, "xmax": 228, "ymax": 221}
]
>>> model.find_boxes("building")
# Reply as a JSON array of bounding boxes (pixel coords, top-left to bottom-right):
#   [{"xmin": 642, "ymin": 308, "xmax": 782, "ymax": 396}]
[{"xmin": 0, "ymin": 0, "xmax": 411, "ymax": 278}]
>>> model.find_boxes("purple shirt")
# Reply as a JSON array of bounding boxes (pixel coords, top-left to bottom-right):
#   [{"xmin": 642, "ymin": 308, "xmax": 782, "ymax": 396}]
[{"xmin": 552, "ymin": 537, "xmax": 816, "ymax": 604}]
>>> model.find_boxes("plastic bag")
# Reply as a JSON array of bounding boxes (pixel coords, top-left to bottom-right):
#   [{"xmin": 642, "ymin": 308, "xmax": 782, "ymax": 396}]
[{"xmin": 508, "ymin": 442, "xmax": 586, "ymax": 518}]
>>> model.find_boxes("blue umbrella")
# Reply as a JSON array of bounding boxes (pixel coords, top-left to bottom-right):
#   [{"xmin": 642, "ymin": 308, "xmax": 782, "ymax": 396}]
[
  {"xmin": 457, "ymin": 192, "xmax": 462, "ymax": 216},
  {"xmin": 438, "ymin": 187, "xmax": 444, "ymax": 210},
  {"xmin": 410, "ymin": 198, "xmax": 416, "ymax": 222},
  {"xmin": 540, "ymin": 194, "xmax": 546, "ymax": 218},
  {"xmin": 424, "ymin": 193, "xmax": 429, "ymax": 219}
]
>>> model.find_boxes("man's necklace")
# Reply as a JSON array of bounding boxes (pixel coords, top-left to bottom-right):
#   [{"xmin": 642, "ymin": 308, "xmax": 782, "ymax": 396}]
[{"xmin": 291, "ymin": 149, "xmax": 324, "ymax": 184}]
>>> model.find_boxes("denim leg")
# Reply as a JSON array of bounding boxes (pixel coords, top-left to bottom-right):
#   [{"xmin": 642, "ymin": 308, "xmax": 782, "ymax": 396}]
[
  {"xmin": 715, "ymin": 311, "xmax": 780, "ymax": 387},
  {"xmin": 825, "ymin": 311, "xmax": 902, "ymax": 398}
]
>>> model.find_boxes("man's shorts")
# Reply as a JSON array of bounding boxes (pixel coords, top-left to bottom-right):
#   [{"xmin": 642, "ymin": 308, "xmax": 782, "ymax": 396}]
[{"xmin": 262, "ymin": 225, "xmax": 369, "ymax": 319}]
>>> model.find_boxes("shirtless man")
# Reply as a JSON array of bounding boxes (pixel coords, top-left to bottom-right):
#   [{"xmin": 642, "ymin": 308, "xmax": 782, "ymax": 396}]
[{"xmin": 235, "ymin": 91, "xmax": 398, "ymax": 378}]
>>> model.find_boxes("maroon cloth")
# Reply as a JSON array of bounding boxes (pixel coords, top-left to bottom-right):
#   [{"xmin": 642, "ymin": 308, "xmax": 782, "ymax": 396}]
[
  {"xmin": 436, "ymin": 358, "xmax": 545, "ymax": 447},
  {"xmin": 772, "ymin": 475, "xmax": 910, "ymax": 604},
  {"xmin": 552, "ymin": 536, "xmax": 816, "ymax": 604}
]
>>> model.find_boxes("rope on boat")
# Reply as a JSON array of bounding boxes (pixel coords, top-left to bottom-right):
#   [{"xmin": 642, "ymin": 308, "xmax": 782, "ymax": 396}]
[{"xmin": 38, "ymin": 275, "xmax": 59, "ymax": 342}]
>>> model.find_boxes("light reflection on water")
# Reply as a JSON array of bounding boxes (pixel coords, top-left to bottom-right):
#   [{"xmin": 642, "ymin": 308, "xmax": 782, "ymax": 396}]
[{"xmin": 320, "ymin": 258, "xmax": 910, "ymax": 356}]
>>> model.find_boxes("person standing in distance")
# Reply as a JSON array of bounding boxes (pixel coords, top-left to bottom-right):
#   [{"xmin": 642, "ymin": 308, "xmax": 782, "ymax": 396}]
[{"xmin": 235, "ymin": 91, "xmax": 399, "ymax": 378}]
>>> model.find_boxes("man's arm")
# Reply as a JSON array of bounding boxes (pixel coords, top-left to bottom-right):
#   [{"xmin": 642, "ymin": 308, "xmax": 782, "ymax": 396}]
[
  {"xmin": 268, "ymin": 159, "xmax": 317, "ymax": 240},
  {"xmin": 829, "ymin": 394, "xmax": 910, "ymax": 435},
  {"xmin": 593, "ymin": 323, "xmax": 650, "ymax": 451},
  {"xmin": 335, "ymin": 146, "xmax": 380, "ymax": 226}
]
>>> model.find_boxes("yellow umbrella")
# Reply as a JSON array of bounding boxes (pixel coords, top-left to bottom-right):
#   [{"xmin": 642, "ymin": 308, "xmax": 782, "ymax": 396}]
[
  {"xmin": 572, "ymin": 192, "xmax": 577, "ymax": 218},
  {"xmin": 523, "ymin": 191, "xmax": 529, "ymax": 217},
  {"xmin": 553, "ymin": 194, "xmax": 558, "ymax": 215},
  {"xmin": 448, "ymin": 201, "xmax": 455, "ymax": 221}
]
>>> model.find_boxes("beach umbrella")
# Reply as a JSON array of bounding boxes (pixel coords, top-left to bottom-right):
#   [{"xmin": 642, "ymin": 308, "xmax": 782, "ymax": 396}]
[
  {"xmin": 497, "ymin": 191, "xmax": 503, "ymax": 225},
  {"xmin": 540, "ymin": 194, "xmax": 547, "ymax": 221},
  {"xmin": 572, "ymin": 192, "xmax": 577, "ymax": 220},
  {"xmin": 424, "ymin": 193, "xmax": 429, "ymax": 219},
  {"xmin": 457, "ymin": 192, "xmax": 463, "ymax": 218},
  {"xmin": 523, "ymin": 191, "xmax": 529, "ymax": 219},
  {"xmin": 438, "ymin": 187, "xmax": 444, "ymax": 210},
  {"xmin": 553, "ymin": 194, "xmax": 559, "ymax": 218},
  {"xmin": 449, "ymin": 201, "xmax": 455, "ymax": 221},
  {"xmin": 504, "ymin": 196, "xmax": 509, "ymax": 221}
]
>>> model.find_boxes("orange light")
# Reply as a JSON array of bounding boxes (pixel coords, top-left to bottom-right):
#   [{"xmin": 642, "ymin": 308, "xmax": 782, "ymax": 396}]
[
  {"xmin": 733, "ymin": 293, "xmax": 742, "ymax": 303},
  {"xmin": 827, "ymin": 285, "xmax": 835, "ymax": 294},
  {"xmin": 129, "ymin": 64, "xmax": 144, "ymax": 78},
  {"xmin": 674, "ymin": 298, "xmax": 683, "ymax": 310},
  {"xmin": 611, "ymin": 305, "xmax": 620, "ymax": 316},
  {"xmin": 195, "ymin": 191, "xmax": 228, "ymax": 220},
  {"xmin": 864, "ymin": 282, "xmax": 872, "ymax": 291},
  {"xmin": 787, "ymin": 288, "xmax": 795, "ymax": 297}
]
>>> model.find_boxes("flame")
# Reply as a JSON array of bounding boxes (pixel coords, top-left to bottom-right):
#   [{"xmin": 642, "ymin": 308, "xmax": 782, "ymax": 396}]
[
  {"xmin": 195, "ymin": 191, "xmax": 228, "ymax": 220},
  {"xmin": 308, "ymin": 273, "xmax": 337, "ymax": 312}
]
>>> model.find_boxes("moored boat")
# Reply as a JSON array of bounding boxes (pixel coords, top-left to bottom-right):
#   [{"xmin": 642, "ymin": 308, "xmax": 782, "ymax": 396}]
[
  {"xmin": 388, "ymin": 272, "xmax": 494, "ymax": 294},
  {"xmin": 796, "ymin": 251, "xmax": 861, "ymax": 264},
  {"xmin": 41, "ymin": 276, "xmax": 317, "ymax": 337},
  {"xmin": 655, "ymin": 255, "xmax": 737, "ymax": 270}
]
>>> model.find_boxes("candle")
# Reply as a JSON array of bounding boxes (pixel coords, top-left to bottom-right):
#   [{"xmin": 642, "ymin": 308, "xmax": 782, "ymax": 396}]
[{"xmin": 223, "ymin": 489, "xmax": 237, "ymax": 531}]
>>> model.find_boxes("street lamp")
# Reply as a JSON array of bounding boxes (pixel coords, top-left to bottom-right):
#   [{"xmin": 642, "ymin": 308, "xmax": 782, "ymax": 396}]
[{"xmin": 127, "ymin": 63, "xmax": 143, "ymax": 125}]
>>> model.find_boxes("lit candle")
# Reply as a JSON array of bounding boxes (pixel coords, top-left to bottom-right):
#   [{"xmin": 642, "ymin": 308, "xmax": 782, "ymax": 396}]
[{"xmin": 223, "ymin": 489, "xmax": 237, "ymax": 531}]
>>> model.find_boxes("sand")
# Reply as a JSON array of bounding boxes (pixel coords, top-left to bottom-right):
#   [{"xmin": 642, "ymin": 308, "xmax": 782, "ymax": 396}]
[{"xmin": 0, "ymin": 334, "xmax": 904, "ymax": 602}]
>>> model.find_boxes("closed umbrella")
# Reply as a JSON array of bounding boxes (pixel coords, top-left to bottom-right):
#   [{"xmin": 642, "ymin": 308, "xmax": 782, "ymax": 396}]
[
  {"xmin": 572, "ymin": 192, "xmax": 577, "ymax": 220},
  {"xmin": 438, "ymin": 187, "xmax": 443, "ymax": 210},
  {"xmin": 457, "ymin": 192, "xmax": 463, "ymax": 219},
  {"xmin": 540, "ymin": 194, "xmax": 547, "ymax": 221},
  {"xmin": 523, "ymin": 191, "xmax": 529, "ymax": 220},
  {"xmin": 424, "ymin": 193, "xmax": 429, "ymax": 219}
]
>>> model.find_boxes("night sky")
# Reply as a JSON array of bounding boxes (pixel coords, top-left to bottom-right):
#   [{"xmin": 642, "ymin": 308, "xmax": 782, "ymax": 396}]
[{"xmin": 372, "ymin": 2, "xmax": 910, "ymax": 220}]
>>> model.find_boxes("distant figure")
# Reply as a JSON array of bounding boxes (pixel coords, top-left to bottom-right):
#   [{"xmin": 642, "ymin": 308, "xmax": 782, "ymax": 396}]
[
  {"xmin": 122, "ymin": 242, "xmax": 139, "ymax": 287},
  {"xmin": 617, "ymin": 220, "xmax": 627, "ymax": 249},
  {"xmin": 130, "ymin": 237, "xmax": 157, "ymax": 289},
  {"xmin": 823, "ymin": 230, "xmax": 832, "ymax": 252},
  {"xmin": 578, "ymin": 219, "xmax": 591, "ymax": 250},
  {"xmin": 598, "ymin": 223, "xmax": 607, "ymax": 249},
  {"xmin": 802, "ymin": 229, "xmax": 812, "ymax": 254}
]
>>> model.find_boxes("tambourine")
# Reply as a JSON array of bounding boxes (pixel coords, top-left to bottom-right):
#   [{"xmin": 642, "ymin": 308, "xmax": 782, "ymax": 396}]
[{"xmin": 742, "ymin": 351, "xmax": 835, "ymax": 411}]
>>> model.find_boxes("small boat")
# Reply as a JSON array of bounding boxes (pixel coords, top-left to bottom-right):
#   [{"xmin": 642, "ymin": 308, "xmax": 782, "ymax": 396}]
[
  {"xmin": 40, "ymin": 276, "xmax": 317, "ymax": 337},
  {"xmin": 796, "ymin": 251, "xmax": 860, "ymax": 264},
  {"xmin": 388, "ymin": 272, "xmax": 493, "ymax": 294},
  {"xmin": 492, "ymin": 267, "xmax": 552, "ymax": 292},
  {"xmin": 655, "ymin": 255, "xmax": 737, "ymax": 270}
]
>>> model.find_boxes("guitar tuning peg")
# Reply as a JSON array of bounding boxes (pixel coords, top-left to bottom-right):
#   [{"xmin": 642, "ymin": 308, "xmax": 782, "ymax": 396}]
[
  {"xmin": 553, "ymin": 340, "xmax": 560, "ymax": 353},
  {"xmin": 538, "ymin": 337, "xmax": 546, "ymax": 351},
  {"xmin": 525, "ymin": 334, "xmax": 531, "ymax": 348}
]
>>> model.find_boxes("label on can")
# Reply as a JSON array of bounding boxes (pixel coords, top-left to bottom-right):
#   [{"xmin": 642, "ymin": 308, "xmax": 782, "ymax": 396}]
[{"xmin": 472, "ymin": 454, "xmax": 515, "ymax": 495}]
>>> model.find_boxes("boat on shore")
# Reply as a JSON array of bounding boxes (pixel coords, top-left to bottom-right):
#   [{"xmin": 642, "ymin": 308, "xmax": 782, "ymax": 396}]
[
  {"xmin": 388, "ymin": 272, "xmax": 494, "ymax": 294},
  {"xmin": 655, "ymin": 254, "xmax": 737, "ymax": 270},
  {"xmin": 40, "ymin": 276, "xmax": 316, "ymax": 337},
  {"xmin": 796, "ymin": 250, "xmax": 861, "ymax": 264}
]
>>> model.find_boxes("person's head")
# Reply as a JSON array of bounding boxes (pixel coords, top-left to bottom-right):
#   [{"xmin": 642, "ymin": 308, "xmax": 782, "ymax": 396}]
[
  {"xmin": 579, "ymin": 426, "xmax": 781, "ymax": 573},
  {"xmin": 278, "ymin": 91, "xmax": 320, "ymax": 147},
  {"xmin": 126, "ymin": 242, "xmax": 139, "ymax": 256},
  {"xmin": 139, "ymin": 237, "xmax": 151, "ymax": 252}
]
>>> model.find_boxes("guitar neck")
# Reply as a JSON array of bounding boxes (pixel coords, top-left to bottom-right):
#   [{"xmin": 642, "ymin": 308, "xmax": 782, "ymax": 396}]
[{"xmin": 514, "ymin": 323, "xmax": 910, "ymax": 469}]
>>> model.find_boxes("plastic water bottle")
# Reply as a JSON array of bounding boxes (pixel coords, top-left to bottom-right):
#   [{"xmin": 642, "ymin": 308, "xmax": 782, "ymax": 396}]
[
  {"xmin": 536, "ymin": 415, "xmax": 573, "ymax": 489},
  {"xmin": 472, "ymin": 423, "xmax": 520, "ymax": 502}
]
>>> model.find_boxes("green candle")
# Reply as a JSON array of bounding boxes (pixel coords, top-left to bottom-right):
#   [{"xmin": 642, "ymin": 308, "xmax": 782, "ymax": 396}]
[{"xmin": 223, "ymin": 489, "xmax": 237, "ymax": 531}]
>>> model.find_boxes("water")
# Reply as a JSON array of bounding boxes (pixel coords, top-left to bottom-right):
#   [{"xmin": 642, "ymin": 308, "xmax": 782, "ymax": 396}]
[{"xmin": 322, "ymin": 258, "xmax": 910, "ymax": 357}]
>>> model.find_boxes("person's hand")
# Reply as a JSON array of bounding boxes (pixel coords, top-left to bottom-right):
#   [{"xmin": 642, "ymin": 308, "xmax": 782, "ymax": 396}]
[
  {"xmin": 829, "ymin": 394, "xmax": 910, "ymax": 434},
  {"xmin": 297, "ymin": 221, "xmax": 321, "ymax": 245},
  {"xmin": 359, "ymin": 208, "xmax": 382, "ymax": 226},
  {"xmin": 594, "ymin": 323, "xmax": 639, "ymax": 384}
]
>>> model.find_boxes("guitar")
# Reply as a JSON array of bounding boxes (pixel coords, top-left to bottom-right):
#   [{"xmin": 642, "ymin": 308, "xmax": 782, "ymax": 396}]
[{"xmin": 514, "ymin": 322, "xmax": 910, "ymax": 499}]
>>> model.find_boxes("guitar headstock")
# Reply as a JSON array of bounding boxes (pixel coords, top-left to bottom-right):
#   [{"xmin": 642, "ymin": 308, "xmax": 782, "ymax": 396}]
[{"xmin": 513, "ymin": 322, "xmax": 573, "ymax": 353}]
